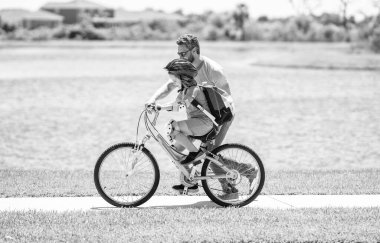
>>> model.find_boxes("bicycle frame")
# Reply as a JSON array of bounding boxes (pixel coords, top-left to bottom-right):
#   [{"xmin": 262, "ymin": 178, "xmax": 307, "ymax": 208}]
[{"xmin": 136, "ymin": 108, "xmax": 234, "ymax": 183}]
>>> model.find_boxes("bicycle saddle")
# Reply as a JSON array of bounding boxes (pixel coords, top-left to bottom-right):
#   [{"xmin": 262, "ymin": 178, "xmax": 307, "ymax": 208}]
[{"xmin": 189, "ymin": 126, "xmax": 219, "ymax": 142}]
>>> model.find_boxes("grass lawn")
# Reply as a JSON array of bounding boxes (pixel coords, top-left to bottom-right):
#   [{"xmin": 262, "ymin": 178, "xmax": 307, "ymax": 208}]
[
  {"xmin": 1, "ymin": 41, "xmax": 380, "ymax": 242},
  {"xmin": 1, "ymin": 41, "xmax": 380, "ymax": 172},
  {"xmin": 1, "ymin": 169, "xmax": 379, "ymax": 197},
  {"xmin": 1, "ymin": 207, "xmax": 379, "ymax": 242}
]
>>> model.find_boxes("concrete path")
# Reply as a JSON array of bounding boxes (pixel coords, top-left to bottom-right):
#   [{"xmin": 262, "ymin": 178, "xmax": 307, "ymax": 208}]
[{"xmin": 1, "ymin": 195, "xmax": 380, "ymax": 212}]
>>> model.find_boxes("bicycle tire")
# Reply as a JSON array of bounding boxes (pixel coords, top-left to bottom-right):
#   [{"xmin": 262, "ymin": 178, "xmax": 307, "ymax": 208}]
[
  {"xmin": 201, "ymin": 143, "xmax": 265, "ymax": 207},
  {"xmin": 94, "ymin": 142, "xmax": 160, "ymax": 207}
]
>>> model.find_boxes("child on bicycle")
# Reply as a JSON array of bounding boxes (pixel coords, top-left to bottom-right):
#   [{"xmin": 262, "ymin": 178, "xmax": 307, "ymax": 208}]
[{"xmin": 156, "ymin": 59, "xmax": 215, "ymax": 165}]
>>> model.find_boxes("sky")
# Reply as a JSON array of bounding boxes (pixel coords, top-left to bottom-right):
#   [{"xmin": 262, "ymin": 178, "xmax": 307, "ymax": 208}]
[{"xmin": 0, "ymin": 0, "xmax": 378, "ymax": 18}]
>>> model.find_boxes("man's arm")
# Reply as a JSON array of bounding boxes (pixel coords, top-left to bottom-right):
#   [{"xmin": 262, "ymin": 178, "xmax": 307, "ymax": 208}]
[
  {"xmin": 212, "ymin": 69, "xmax": 231, "ymax": 95},
  {"xmin": 146, "ymin": 79, "xmax": 178, "ymax": 104}
]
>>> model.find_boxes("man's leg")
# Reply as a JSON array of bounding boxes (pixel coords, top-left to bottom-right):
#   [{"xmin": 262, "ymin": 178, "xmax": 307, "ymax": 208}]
[
  {"xmin": 207, "ymin": 119, "xmax": 233, "ymax": 192},
  {"xmin": 206, "ymin": 118, "xmax": 256, "ymax": 195},
  {"xmin": 207, "ymin": 120, "xmax": 232, "ymax": 150}
]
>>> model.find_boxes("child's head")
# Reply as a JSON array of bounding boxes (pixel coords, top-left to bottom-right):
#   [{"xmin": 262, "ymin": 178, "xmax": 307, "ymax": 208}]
[{"xmin": 164, "ymin": 59, "xmax": 197, "ymax": 88}]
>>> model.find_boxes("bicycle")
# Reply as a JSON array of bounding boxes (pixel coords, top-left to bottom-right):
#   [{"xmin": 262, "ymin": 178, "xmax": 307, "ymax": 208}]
[{"xmin": 94, "ymin": 105, "xmax": 265, "ymax": 207}]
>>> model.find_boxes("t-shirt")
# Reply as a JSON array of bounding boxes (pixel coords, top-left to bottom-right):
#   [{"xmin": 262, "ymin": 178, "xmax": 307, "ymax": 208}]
[
  {"xmin": 176, "ymin": 86, "xmax": 214, "ymax": 127},
  {"xmin": 194, "ymin": 56, "xmax": 235, "ymax": 113},
  {"xmin": 194, "ymin": 56, "xmax": 232, "ymax": 96}
]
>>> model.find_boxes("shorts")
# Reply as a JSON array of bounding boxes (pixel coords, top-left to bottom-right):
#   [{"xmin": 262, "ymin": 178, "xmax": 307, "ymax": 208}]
[{"xmin": 176, "ymin": 117, "xmax": 213, "ymax": 136}]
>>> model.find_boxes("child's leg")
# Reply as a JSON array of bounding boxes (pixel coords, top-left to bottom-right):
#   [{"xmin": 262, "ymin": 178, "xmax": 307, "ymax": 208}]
[
  {"xmin": 171, "ymin": 121, "xmax": 198, "ymax": 152},
  {"xmin": 172, "ymin": 141, "xmax": 186, "ymax": 152}
]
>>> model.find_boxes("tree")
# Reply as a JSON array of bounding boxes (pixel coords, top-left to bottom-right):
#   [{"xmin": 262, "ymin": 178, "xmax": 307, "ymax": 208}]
[
  {"xmin": 369, "ymin": 0, "xmax": 380, "ymax": 51},
  {"xmin": 232, "ymin": 3, "xmax": 249, "ymax": 40},
  {"xmin": 173, "ymin": 9, "xmax": 183, "ymax": 16},
  {"xmin": 288, "ymin": 0, "xmax": 322, "ymax": 18},
  {"xmin": 372, "ymin": 0, "xmax": 380, "ymax": 30},
  {"xmin": 258, "ymin": 16, "xmax": 269, "ymax": 22},
  {"xmin": 339, "ymin": 0, "xmax": 355, "ymax": 41},
  {"xmin": 340, "ymin": 0, "xmax": 355, "ymax": 29}
]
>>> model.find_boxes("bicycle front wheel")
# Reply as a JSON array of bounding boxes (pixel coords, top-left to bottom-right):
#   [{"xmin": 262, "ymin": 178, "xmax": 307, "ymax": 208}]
[
  {"xmin": 201, "ymin": 143, "xmax": 265, "ymax": 207},
  {"xmin": 94, "ymin": 142, "xmax": 159, "ymax": 207}
]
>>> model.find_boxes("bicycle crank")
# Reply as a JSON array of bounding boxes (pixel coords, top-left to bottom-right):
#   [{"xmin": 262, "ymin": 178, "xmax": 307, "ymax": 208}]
[{"xmin": 179, "ymin": 172, "xmax": 197, "ymax": 187}]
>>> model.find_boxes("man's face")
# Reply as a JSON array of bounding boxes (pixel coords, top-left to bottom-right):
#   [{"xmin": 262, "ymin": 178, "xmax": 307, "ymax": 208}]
[{"xmin": 177, "ymin": 45, "xmax": 194, "ymax": 63}]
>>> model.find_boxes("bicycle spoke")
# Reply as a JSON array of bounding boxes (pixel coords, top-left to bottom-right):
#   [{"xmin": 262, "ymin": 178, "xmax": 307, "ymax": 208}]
[
  {"xmin": 96, "ymin": 144, "xmax": 158, "ymax": 206},
  {"xmin": 131, "ymin": 157, "xmax": 152, "ymax": 172},
  {"xmin": 202, "ymin": 144, "xmax": 264, "ymax": 207}
]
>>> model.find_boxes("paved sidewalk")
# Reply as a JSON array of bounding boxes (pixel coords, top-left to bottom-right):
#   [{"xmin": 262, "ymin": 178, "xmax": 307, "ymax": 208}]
[{"xmin": 1, "ymin": 195, "xmax": 380, "ymax": 212}]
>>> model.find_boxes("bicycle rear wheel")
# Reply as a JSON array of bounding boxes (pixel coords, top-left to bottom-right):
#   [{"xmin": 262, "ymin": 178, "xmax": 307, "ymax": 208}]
[
  {"xmin": 201, "ymin": 143, "xmax": 265, "ymax": 207},
  {"xmin": 94, "ymin": 142, "xmax": 159, "ymax": 207}
]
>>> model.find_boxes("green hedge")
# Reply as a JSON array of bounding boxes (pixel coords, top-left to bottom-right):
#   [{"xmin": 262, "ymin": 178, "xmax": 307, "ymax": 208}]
[
  {"xmin": 370, "ymin": 27, "xmax": 380, "ymax": 52},
  {"xmin": 1, "ymin": 14, "xmax": 379, "ymax": 49}
]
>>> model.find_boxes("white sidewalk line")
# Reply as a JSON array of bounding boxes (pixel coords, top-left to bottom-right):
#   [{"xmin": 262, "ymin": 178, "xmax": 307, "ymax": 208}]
[
  {"xmin": 1, "ymin": 195, "xmax": 380, "ymax": 212},
  {"xmin": 270, "ymin": 195, "xmax": 380, "ymax": 208},
  {"xmin": 0, "ymin": 196, "xmax": 291, "ymax": 212}
]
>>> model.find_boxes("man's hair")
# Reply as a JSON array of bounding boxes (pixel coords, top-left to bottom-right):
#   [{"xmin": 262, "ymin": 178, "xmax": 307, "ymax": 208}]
[{"xmin": 176, "ymin": 34, "xmax": 200, "ymax": 54}]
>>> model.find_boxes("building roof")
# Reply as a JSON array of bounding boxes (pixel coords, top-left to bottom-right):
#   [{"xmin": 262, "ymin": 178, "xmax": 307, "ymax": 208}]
[
  {"xmin": 41, "ymin": 0, "xmax": 109, "ymax": 10},
  {"xmin": 0, "ymin": 9, "xmax": 31, "ymax": 24},
  {"xmin": 23, "ymin": 10, "xmax": 64, "ymax": 21},
  {"xmin": 94, "ymin": 8, "xmax": 185, "ymax": 23}
]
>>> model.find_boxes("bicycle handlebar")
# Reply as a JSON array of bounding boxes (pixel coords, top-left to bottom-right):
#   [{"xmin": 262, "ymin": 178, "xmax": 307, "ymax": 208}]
[{"xmin": 146, "ymin": 104, "xmax": 161, "ymax": 112}]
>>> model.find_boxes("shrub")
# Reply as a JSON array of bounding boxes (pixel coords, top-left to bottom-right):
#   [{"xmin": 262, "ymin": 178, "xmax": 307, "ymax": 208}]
[
  {"xmin": 110, "ymin": 27, "xmax": 132, "ymax": 40},
  {"xmin": 129, "ymin": 23, "xmax": 151, "ymax": 40},
  {"xmin": 7, "ymin": 27, "xmax": 53, "ymax": 41},
  {"xmin": 1, "ymin": 23, "xmax": 16, "ymax": 33},
  {"xmin": 83, "ymin": 27, "xmax": 107, "ymax": 40},
  {"xmin": 65, "ymin": 24, "xmax": 107, "ymax": 40},
  {"xmin": 284, "ymin": 16, "xmax": 317, "ymax": 42},
  {"xmin": 207, "ymin": 13, "xmax": 228, "ymax": 29},
  {"xmin": 148, "ymin": 19, "xmax": 180, "ymax": 33},
  {"xmin": 0, "ymin": 29, "xmax": 5, "ymax": 40},
  {"xmin": 202, "ymin": 25, "xmax": 220, "ymax": 40},
  {"xmin": 243, "ymin": 20, "xmax": 264, "ymax": 41},
  {"xmin": 321, "ymin": 24, "xmax": 346, "ymax": 42},
  {"xmin": 370, "ymin": 27, "xmax": 380, "ymax": 52},
  {"xmin": 28, "ymin": 27, "xmax": 53, "ymax": 40},
  {"xmin": 52, "ymin": 26, "xmax": 67, "ymax": 39},
  {"xmin": 261, "ymin": 21, "xmax": 288, "ymax": 41}
]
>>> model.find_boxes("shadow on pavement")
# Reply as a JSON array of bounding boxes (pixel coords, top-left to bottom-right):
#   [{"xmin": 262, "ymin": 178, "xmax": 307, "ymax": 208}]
[
  {"xmin": 91, "ymin": 200, "xmax": 221, "ymax": 210},
  {"xmin": 148, "ymin": 200, "xmax": 221, "ymax": 209}
]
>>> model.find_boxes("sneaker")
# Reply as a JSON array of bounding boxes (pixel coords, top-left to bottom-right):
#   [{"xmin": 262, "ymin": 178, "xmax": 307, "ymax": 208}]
[
  {"xmin": 245, "ymin": 165, "xmax": 257, "ymax": 181},
  {"xmin": 221, "ymin": 182, "xmax": 239, "ymax": 194},
  {"xmin": 240, "ymin": 164, "xmax": 258, "ymax": 194},
  {"xmin": 172, "ymin": 184, "xmax": 199, "ymax": 193},
  {"xmin": 219, "ymin": 192, "xmax": 239, "ymax": 201},
  {"xmin": 220, "ymin": 157, "xmax": 257, "ymax": 191}
]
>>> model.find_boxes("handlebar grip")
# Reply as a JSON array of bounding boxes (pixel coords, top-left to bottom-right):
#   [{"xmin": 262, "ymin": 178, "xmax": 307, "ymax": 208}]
[{"xmin": 146, "ymin": 104, "xmax": 161, "ymax": 111}]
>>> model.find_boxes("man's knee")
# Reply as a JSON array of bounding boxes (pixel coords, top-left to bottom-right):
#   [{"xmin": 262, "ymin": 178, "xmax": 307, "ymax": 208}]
[{"xmin": 210, "ymin": 121, "xmax": 232, "ymax": 149}]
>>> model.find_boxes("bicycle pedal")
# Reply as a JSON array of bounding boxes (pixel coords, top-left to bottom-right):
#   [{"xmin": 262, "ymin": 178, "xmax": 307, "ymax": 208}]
[{"xmin": 182, "ymin": 187, "xmax": 189, "ymax": 195}]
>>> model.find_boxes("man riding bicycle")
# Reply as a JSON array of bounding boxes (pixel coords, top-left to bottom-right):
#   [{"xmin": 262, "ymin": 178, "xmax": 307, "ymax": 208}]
[
  {"xmin": 146, "ymin": 34, "xmax": 253, "ymax": 199},
  {"xmin": 158, "ymin": 59, "xmax": 214, "ymax": 165}
]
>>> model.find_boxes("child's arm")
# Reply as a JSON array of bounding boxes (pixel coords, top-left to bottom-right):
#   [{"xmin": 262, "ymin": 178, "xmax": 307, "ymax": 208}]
[
  {"xmin": 156, "ymin": 102, "xmax": 184, "ymax": 112},
  {"xmin": 182, "ymin": 86, "xmax": 199, "ymax": 107},
  {"xmin": 156, "ymin": 92, "xmax": 185, "ymax": 111}
]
